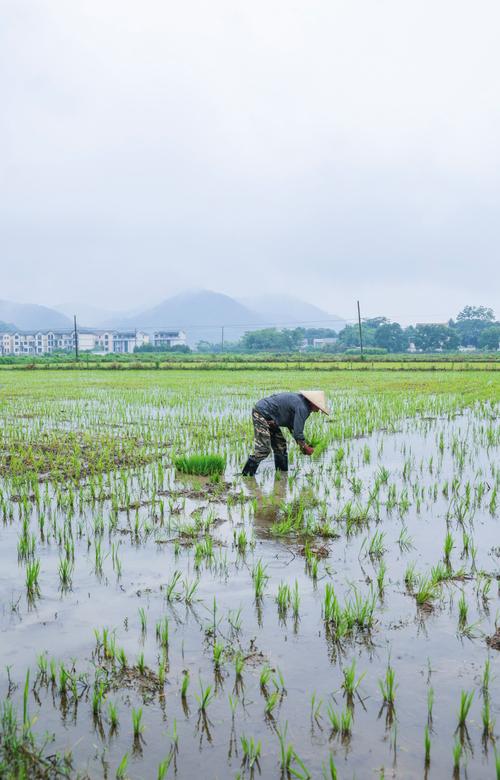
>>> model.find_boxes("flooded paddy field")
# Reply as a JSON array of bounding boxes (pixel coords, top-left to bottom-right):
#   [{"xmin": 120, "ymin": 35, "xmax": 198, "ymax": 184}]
[{"xmin": 0, "ymin": 369, "xmax": 499, "ymax": 779}]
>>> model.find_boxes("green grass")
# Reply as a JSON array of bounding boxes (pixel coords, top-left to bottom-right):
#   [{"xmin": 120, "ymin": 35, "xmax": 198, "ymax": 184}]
[{"xmin": 173, "ymin": 454, "xmax": 226, "ymax": 476}]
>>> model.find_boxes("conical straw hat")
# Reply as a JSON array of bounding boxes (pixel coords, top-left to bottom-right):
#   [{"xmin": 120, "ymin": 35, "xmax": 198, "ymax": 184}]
[{"xmin": 300, "ymin": 390, "xmax": 329, "ymax": 415}]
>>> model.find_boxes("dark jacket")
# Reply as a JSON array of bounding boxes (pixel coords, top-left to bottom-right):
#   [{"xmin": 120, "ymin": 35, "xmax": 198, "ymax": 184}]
[{"xmin": 254, "ymin": 392, "xmax": 311, "ymax": 444}]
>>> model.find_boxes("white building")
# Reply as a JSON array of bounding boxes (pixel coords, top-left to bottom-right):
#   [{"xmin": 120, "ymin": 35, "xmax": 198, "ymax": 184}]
[
  {"xmin": 0, "ymin": 329, "xmax": 150, "ymax": 356},
  {"xmin": 112, "ymin": 331, "xmax": 149, "ymax": 353},
  {"xmin": 153, "ymin": 330, "xmax": 187, "ymax": 348},
  {"xmin": 0, "ymin": 330, "xmax": 75, "ymax": 356},
  {"xmin": 312, "ymin": 337, "xmax": 338, "ymax": 349}
]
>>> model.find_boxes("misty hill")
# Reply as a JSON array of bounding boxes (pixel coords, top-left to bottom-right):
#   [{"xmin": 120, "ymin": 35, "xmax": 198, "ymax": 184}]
[
  {"xmin": 239, "ymin": 294, "xmax": 345, "ymax": 330},
  {"xmin": 0, "ymin": 320, "xmax": 17, "ymax": 332},
  {"xmin": 112, "ymin": 290, "xmax": 264, "ymax": 345},
  {"xmin": 0, "ymin": 300, "xmax": 72, "ymax": 331}
]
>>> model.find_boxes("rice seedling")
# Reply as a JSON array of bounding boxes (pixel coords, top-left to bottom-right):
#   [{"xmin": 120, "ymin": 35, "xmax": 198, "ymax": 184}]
[
  {"xmin": 457, "ymin": 690, "xmax": 473, "ymax": 730},
  {"xmin": 182, "ymin": 577, "xmax": 200, "ymax": 604},
  {"xmin": 173, "ymin": 454, "xmax": 225, "ymax": 476},
  {"xmin": 397, "ymin": 526, "xmax": 414, "ymax": 551},
  {"xmin": 137, "ymin": 652, "xmax": 146, "ymax": 675},
  {"xmin": 482, "ymin": 658, "xmax": 490, "ymax": 695},
  {"xmin": 252, "ymin": 559, "xmax": 268, "ymax": 599},
  {"xmin": 195, "ymin": 679, "xmax": 214, "ymax": 711},
  {"xmin": 240, "ymin": 735, "xmax": 261, "ymax": 769},
  {"xmin": 118, "ymin": 648, "xmax": 128, "ymax": 670},
  {"xmin": 424, "ymin": 724, "xmax": 431, "ymax": 766},
  {"xmin": 234, "ymin": 651, "xmax": 245, "ymax": 679},
  {"xmin": 415, "ymin": 576, "xmax": 439, "ymax": 609},
  {"xmin": 310, "ymin": 436, "xmax": 329, "ymax": 459},
  {"xmin": 228, "ymin": 693, "xmax": 238, "ymax": 716},
  {"xmin": 22, "ymin": 669, "xmax": 30, "ymax": 734},
  {"xmin": 116, "ymin": 753, "xmax": 129, "ymax": 779},
  {"xmin": 213, "ymin": 641, "xmax": 224, "ymax": 669},
  {"xmin": 452, "ymin": 739, "xmax": 462, "ymax": 773},
  {"xmin": 291, "ymin": 580, "xmax": 301, "ymax": 620},
  {"xmin": 377, "ymin": 561, "xmax": 387, "ymax": 596},
  {"xmin": 342, "ymin": 659, "xmax": 365, "ymax": 698},
  {"xmin": 108, "ymin": 701, "xmax": 119, "ymax": 730},
  {"xmin": 404, "ymin": 561, "xmax": 417, "ymax": 591},
  {"xmin": 276, "ymin": 721, "xmax": 311, "ymax": 778},
  {"xmin": 92, "ymin": 678, "xmax": 106, "ymax": 717},
  {"xmin": 157, "ymin": 753, "xmax": 173, "ymax": 779},
  {"xmin": 131, "ymin": 707, "xmax": 144, "ymax": 738},
  {"xmin": 181, "ymin": 670, "xmax": 190, "ymax": 699},
  {"xmin": 25, "ymin": 558, "xmax": 40, "ymax": 597},
  {"xmin": 156, "ymin": 617, "xmax": 169, "ymax": 649},
  {"xmin": 276, "ymin": 581, "xmax": 291, "ymax": 617},
  {"xmin": 340, "ymin": 707, "xmax": 353, "ymax": 737},
  {"xmin": 326, "ymin": 702, "xmax": 340, "ymax": 732},
  {"xmin": 165, "ymin": 570, "xmax": 182, "ymax": 602},
  {"xmin": 138, "ymin": 607, "xmax": 147, "ymax": 633},
  {"xmin": 482, "ymin": 697, "xmax": 495, "ymax": 738},
  {"xmin": 260, "ymin": 665, "xmax": 272, "ymax": 692},
  {"xmin": 264, "ymin": 690, "xmax": 279, "ymax": 716},
  {"xmin": 457, "ymin": 592, "xmax": 468, "ymax": 628},
  {"xmin": 311, "ymin": 692, "xmax": 323, "ymax": 722},
  {"xmin": 58, "ymin": 557, "xmax": 74, "ymax": 589},
  {"xmin": 443, "ymin": 530, "xmax": 454, "ymax": 563},
  {"xmin": 234, "ymin": 528, "xmax": 248, "ymax": 554},
  {"xmin": 379, "ymin": 665, "xmax": 397, "ymax": 706},
  {"xmin": 322, "ymin": 754, "xmax": 338, "ymax": 779},
  {"xmin": 367, "ymin": 530, "xmax": 386, "ymax": 558},
  {"xmin": 427, "ymin": 686, "xmax": 434, "ymax": 724}
]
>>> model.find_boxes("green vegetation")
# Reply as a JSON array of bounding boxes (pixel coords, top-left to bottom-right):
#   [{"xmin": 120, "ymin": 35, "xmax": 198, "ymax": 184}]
[{"xmin": 174, "ymin": 453, "xmax": 226, "ymax": 476}]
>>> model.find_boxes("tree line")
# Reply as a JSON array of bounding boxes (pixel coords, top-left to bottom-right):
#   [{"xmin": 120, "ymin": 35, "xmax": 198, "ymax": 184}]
[{"xmin": 196, "ymin": 305, "xmax": 500, "ymax": 354}]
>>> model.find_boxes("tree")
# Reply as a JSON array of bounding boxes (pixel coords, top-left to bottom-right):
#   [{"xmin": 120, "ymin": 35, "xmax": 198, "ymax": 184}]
[
  {"xmin": 453, "ymin": 306, "xmax": 496, "ymax": 347},
  {"xmin": 456, "ymin": 305, "xmax": 495, "ymax": 322},
  {"xmin": 336, "ymin": 324, "xmax": 376, "ymax": 351},
  {"xmin": 240, "ymin": 328, "xmax": 303, "ymax": 352},
  {"xmin": 413, "ymin": 324, "xmax": 459, "ymax": 352},
  {"xmin": 374, "ymin": 322, "xmax": 408, "ymax": 353},
  {"xmin": 478, "ymin": 324, "xmax": 500, "ymax": 350},
  {"xmin": 364, "ymin": 317, "xmax": 389, "ymax": 329}
]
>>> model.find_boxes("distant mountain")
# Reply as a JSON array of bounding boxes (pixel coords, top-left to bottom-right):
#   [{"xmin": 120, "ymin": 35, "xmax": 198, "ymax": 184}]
[
  {"xmin": 239, "ymin": 294, "xmax": 345, "ymax": 331},
  {"xmin": 115, "ymin": 290, "xmax": 265, "ymax": 345},
  {"xmin": 0, "ymin": 320, "xmax": 17, "ymax": 332},
  {"xmin": 0, "ymin": 300, "xmax": 72, "ymax": 330}
]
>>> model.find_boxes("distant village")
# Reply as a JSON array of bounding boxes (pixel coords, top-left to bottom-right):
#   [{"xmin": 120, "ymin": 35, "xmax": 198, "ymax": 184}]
[{"xmin": 0, "ymin": 329, "xmax": 186, "ymax": 356}]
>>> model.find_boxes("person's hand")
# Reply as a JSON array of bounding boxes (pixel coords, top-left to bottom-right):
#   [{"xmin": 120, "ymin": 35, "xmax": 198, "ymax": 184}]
[{"xmin": 302, "ymin": 444, "xmax": 314, "ymax": 456}]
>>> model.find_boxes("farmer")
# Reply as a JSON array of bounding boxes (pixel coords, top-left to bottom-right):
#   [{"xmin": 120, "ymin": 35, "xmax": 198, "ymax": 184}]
[{"xmin": 242, "ymin": 390, "xmax": 329, "ymax": 476}]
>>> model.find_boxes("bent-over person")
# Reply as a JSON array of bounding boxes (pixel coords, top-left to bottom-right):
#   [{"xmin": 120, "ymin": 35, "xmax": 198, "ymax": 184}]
[{"xmin": 242, "ymin": 390, "xmax": 329, "ymax": 476}]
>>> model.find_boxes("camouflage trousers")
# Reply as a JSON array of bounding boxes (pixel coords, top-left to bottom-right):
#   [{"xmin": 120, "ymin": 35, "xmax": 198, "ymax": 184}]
[{"xmin": 251, "ymin": 408, "xmax": 287, "ymax": 463}]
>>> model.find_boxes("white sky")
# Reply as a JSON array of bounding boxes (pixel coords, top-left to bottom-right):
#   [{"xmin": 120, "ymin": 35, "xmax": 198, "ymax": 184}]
[{"xmin": 1, "ymin": 0, "xmax": 499, "ymax": 322}]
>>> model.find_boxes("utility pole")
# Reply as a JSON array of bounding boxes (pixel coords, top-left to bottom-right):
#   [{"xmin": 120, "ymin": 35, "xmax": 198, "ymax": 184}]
[
  {"xmin": 74, "ymin": 315, "xmax": 79, "ymax": 361},
  {"xmin": 221, "ymin": 326, "xmax": 224, "ymax": 353},
  {"xmin": 357, "ymin": 300, "xmax": 364, "ymax": 359}
]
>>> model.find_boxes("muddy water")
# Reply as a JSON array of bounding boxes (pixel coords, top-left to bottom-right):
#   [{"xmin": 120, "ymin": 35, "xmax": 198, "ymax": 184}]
[{"xmin": 0, "ymin": 410, "xmax": 499, "ymax": 779}]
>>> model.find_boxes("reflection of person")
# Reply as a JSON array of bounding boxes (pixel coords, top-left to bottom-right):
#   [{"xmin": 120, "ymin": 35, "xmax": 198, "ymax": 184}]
[{"xmin": 242, "ymin": 390, "xmax": 329, "ymax": 476}]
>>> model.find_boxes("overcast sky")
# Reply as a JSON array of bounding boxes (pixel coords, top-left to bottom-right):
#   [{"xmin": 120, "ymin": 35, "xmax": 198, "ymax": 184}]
[{"xmin": 1, "ymin": 0, "xmax": 499, "ymax": 322}]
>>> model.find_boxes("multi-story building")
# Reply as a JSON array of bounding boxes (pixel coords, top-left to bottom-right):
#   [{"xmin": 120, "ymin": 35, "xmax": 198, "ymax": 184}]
[
  {"xmin": 112, "ymin": 331, "xmax": 149, "ymax": 353},
  {"xmin": 153, "ymin": 330, "xmax": 187, "ymax": 348},
  {"xmin": 0, "ymin": 329, "xmax": 152, "ymax": 355}
]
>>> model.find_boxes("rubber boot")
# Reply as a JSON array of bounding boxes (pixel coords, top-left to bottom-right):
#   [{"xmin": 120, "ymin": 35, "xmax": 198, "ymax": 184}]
[
  {"xmin": 242, "ymin": 456, "xmax": 259, "ymax": 477},
  {"xmin": 274, "ymin": 452, "xmax": 288, "ymax": 472}
]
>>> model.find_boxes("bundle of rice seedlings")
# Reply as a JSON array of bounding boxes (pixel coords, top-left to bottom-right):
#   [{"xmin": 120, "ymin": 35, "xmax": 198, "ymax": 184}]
[
  {"xmin": 309, "ymin": 436, "xmax": 329, "ymax": 459},
  {"xmin": 174, "ymin": 454, "xmax": 226, "ymax": 476}
]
